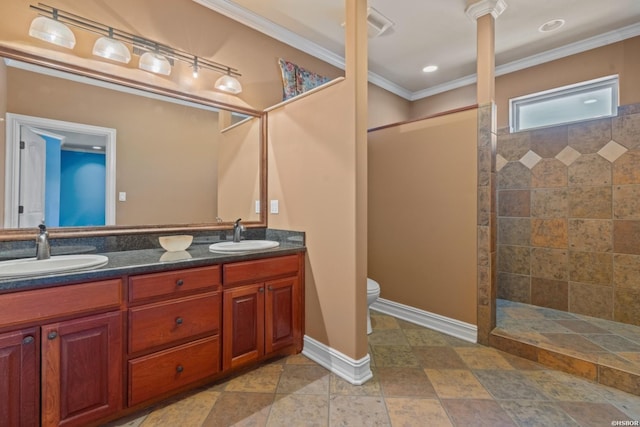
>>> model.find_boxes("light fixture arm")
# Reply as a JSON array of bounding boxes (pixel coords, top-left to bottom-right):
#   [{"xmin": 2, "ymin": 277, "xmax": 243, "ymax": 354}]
[{"xmin": 29, "ymin": 3, "xmax": 241, "ymax": 78}]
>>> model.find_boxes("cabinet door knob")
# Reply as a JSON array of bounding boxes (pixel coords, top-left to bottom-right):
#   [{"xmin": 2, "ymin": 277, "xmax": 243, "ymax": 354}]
[
  {"xmin": 176, "ymin": 279, "xmax": 184, "ymax": 286},
  {"xmin": 258, "ymin": 287, "xmax": 264, "ymax": 293},
  {"xmin": 267, "ymin": 285, "xmax": 273, "ymax": 291},
  {"xmin": 175, "ymin": 317, "xmax": 184, "ymax": 325},
  {"xmin": 47, "ymin": 331, "xmax": 58, "ymax": 340},
  {"xmin": 23, "ymin": 336, "xmax": 34, "ymax": 345},
  {"xmin": 176, "ymin": 365, "xmax": 184, "ymax": 373}
]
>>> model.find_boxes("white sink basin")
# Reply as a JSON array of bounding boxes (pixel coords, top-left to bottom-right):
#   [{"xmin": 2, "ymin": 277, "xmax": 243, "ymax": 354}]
[
  {"xmin": 209, "ymin": 240, "xmax": 280, "ymax": 253},
  {"xmin": 0, "ymin": 254, "xmax": 109, "ymax": 279}
]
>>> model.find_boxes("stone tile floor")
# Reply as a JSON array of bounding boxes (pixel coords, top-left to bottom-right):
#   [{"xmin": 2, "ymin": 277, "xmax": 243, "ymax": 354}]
[
  {"xmin": 495, "ymin": 298, "xmax": 640, "ymax": 376},
  {"xmin": 105, "ymin": 310, "xmax": 640, "ymax": 426}
]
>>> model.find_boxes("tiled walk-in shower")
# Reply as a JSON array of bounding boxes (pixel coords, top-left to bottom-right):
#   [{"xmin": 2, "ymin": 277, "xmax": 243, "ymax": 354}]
[{"xmin": 493, "ymin": 299, "xmax": 640, "ymax": 396}]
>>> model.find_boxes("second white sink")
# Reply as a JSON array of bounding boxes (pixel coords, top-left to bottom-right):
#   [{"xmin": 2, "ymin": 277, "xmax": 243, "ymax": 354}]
[
  {"xmin": 0, "ymin": 254, "xmax": 109, "ymax": 279},
  {"xmin": 209, "ymin": 240, "xmax": 280, "ymax": 253}
]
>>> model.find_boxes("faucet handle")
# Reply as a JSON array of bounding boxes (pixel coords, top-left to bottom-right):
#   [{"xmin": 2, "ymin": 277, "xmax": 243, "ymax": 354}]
[{"xmin": 39, "ymin": 223, "xmax": 47, "ymax": 233}]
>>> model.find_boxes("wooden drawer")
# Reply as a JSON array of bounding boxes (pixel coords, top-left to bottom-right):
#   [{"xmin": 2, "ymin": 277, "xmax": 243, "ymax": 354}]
[
  {"xmin": 128, "ymin": 336, "xmax": 219, "ymax": 406},
  {"xmin": 0, "ymin": 279, "xmax": 122, "ymax": 330},
  {"xmin": 129, "ymin": 265, "xmax": 221, "ymax": 302},
  {"xmin": 223, "ymin": 255, "xmax": 299, "ymax": 286},
  {"xmin": 128, "ymin": 292, "xmax": 220, "ymax": 353}
]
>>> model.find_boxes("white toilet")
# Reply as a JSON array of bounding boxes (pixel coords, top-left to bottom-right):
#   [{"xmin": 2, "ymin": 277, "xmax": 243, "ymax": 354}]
[{"xmin": 367, "ymin": 278, "xmax": 381, "ymax": 334}]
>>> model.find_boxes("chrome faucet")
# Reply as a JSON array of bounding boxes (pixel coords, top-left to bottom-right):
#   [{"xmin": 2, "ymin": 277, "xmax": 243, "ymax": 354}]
[
  {"xmin": 233, "ymin": 218, "xmax": 245, "ymax": 243},
  {"xmin": 36, "ymin": 223, "xmax": 50, "ymax": 260}
]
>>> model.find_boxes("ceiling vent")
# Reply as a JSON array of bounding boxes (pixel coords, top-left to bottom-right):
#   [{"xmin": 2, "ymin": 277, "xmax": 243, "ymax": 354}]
[{"xmin": 367, "ymin": 7, "xmax": 394, "ymax": 38}]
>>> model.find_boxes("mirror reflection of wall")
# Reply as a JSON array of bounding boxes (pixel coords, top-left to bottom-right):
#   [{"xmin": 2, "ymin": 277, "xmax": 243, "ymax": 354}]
[{"xmin": 2, "ymin": 59, "xmax": 262, "ymax": 230}]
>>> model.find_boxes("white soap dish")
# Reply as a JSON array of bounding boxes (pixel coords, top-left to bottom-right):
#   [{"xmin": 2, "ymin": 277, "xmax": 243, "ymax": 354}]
[{"xmin": 159, "ymin": 235, "xmax": 193, "ymax": 252}]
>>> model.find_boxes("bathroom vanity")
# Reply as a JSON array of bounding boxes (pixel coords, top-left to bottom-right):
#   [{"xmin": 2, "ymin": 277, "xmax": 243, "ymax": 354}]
[{"xmin": 0, "ymin": 245, "xmax": 305, "ymax": 427}]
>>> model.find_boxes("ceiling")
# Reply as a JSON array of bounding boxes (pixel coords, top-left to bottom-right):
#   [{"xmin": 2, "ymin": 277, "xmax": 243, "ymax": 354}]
[{"xmin": 194, "ymin": 0, "xmax": 640, "ymax": 101}]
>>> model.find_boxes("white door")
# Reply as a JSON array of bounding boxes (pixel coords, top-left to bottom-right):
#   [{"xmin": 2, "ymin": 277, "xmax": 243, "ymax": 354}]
[{"xmin": 18, "ymin": 126, "xmax": 46, "ymax": 228}]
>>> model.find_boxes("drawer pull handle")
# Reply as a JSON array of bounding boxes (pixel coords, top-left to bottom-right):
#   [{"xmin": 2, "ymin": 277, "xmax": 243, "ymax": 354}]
[
  {"xmin": 47, "ymin": 331, "xmax": 58, "ymax": 340},
  {"xmin": 23, "ymin": 336, "xmax": 34, "ymax": 345},
  {"xmin": 176, "ymin": 279, "xmax": 184, "ymax": 287},
  {"xmin": 175, "ymin": 317, "xmax": 184, "ymax": 325},
  {"xmin": 176, "ymin": 365, "xmax": 184, "ymax": 373}
]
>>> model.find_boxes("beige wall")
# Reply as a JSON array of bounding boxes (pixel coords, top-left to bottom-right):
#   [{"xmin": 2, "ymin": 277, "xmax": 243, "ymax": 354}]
[
  {"xmin": 410, "ymin": 85, "xmax": 477, "ymax": 122},
  {"xmin": 267, "ymin": 0, "xmax": 369, "ymax": 361},
  {"xmin": 410, "ymin": 36, "xmax": 640, "ymax": 129},
  {"xmin": 268, "ymin": 82, "xmax": 358, "ymax": 354},
  {"xmin": 368, "ymin": 108, "xmax": 478, "ymax": 325},
  {"xmin": 217, "ymin": 116, "xmax": 261, "ymax": 222},
  {"xmin": 368, "ymin": 83, "xmax": 411, "ymax": 129},
  {"xmin": 6, "ymin": 67, "xmax": 221, "ymax": 226}
]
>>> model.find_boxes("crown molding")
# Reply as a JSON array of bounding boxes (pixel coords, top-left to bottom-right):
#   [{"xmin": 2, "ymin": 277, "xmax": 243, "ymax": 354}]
[
  {"xmin": 411, "ymin": 21, "xmax": 640, "ymax": 100},
  {"xmin": 367, "ymin": 70, "xmax": 414, "ymax": 99},
  {"xmin": 194, "ymin": 0, "xmax": 640, "ymax": 102},
  {"xmin": 193, "ymin": 0, "xmax": 413, "ymax": 99},
  {"xmin": 193, "ymin": 0, "xmax": 345, "ymax": 70}
]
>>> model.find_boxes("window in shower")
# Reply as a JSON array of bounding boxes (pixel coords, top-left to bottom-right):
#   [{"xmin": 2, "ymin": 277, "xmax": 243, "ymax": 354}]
[{"xmin": 509, "ymin": 75, "xmax": 619, "ymax": 133}]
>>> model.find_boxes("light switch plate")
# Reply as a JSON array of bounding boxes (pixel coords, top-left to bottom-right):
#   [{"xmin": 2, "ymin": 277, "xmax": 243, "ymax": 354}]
[
  {"xmin": 270, "ymin": 199, "xmax": 279, "ymax": 214},
  {"xmin": 118, "ymin": 192, "xmax": 126, "ymax": 202}
]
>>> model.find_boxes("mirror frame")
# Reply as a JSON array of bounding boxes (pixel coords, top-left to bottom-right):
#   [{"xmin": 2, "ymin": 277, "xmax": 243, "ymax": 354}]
[{"xmin": 0, "ymin": 45, "xmax": 267, "ymax": 241}]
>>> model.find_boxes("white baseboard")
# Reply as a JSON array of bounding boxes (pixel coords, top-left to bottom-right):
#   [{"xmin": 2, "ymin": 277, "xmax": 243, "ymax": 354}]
[
  {"xmin": 371, "ymin": 298, "xmax": 477, "ymax": 343},
  {"xmin": 302, "ymin": 335, "xmax": 373, "ymax": 385}
]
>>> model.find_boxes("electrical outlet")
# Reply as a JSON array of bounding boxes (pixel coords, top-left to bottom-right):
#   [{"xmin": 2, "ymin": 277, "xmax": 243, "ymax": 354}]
[{"xmin": 270, "ymin": 199, "xmax": 279, "ymax": 214}]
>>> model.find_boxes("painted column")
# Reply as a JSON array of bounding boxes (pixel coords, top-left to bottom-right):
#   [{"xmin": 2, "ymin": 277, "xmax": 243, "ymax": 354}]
[
  {"xmin": 465, "ymin": 0, "xmax": 506, "ymax": 344},
  {"xmin": 345, "ymin": 0, "xmax": 370, "ymax": 361}
]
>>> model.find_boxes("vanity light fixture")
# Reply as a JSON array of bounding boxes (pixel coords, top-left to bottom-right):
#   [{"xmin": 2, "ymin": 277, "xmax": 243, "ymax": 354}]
[
  {"xmin": 192, "ymin": 57, "xmax": 199, "ymax": 78},
  {"xmin": 139, "ymin": 51, "xmax": 172, "ymax": 76},
  {"xmin": 92, "ymin": 28, "xmax": 131, "ymax": 64},
  {"xmin": 28, "ymin": 3, "xmax": 242, "ymax": 92},
  {"xmin": 28, "ymin": 9, "xmax": 76, "ymax": 49},
  {"xmin": 215, "ymin": 69, "xmax": 243, "ymax": 95}
]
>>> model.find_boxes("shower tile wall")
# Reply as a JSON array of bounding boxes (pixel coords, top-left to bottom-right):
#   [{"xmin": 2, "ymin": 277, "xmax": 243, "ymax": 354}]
[{"xmin": 496, "ymin": 103, "xmax": 640, "ymax": 326}]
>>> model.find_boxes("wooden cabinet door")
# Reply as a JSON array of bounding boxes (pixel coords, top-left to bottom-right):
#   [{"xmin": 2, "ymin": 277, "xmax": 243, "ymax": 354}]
[
  {"xmin": 0, "ymin": 328, "xmax": 39, "ymax": 427},
  {"xmin": 222, "ymin": 284, "xmax": 264, "ymax": 370},
  {"xmin": 41, "ymin": 311, "xmax": 122, "ymax": 427},
  {"xmin": 265, "ymin": 276, "xmax": 299, "ymax": 354}
]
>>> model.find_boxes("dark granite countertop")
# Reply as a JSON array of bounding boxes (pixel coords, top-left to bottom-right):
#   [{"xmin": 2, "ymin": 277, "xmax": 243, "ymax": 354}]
[{"xmin": 0, "ymin": 241, "xmax": 305, "ymax": 294}]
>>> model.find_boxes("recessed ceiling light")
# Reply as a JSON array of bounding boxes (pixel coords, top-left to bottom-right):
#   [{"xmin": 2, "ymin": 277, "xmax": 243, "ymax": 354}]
[
  {"xmin": 422, "ymin": 65, "xmax": 438, "ymax": 73},
  {"xmin": 583, "ymin": 99, "xmax": 598, "ymax": 104},
  {"xmin": 538, "ymin": 19, "xmax": 565, "ymax": 33}
]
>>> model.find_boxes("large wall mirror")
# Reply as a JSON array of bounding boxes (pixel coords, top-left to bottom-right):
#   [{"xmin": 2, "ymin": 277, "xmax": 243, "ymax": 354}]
[{"xmin": 0, "ymin": 47, "xmax": 266, "ymax": 241}]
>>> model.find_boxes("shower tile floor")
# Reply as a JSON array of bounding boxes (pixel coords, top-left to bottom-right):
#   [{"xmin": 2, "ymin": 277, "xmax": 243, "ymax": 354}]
[
  {"xmin": 105, "ymin": 310, "xmax": 640, "ymax": 426},
  {"xmin": 494, "ymin": 299, "xmax": 640, "ymax": 393}
]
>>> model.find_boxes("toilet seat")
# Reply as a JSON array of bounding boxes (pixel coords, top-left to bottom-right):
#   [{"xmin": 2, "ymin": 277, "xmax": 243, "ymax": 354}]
[
  {"xmin": 366, "ymin": 278, "xmax": 381, "ymax": 335},
  {"xmin": 367, "ymin": 278, "xmax": 380, "ymax": 294}
]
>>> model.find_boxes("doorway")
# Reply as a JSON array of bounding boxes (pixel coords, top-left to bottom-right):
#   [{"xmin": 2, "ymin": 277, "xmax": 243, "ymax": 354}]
[{"xmin": 4, "ymin": 113, "xmax": 116, "ymax": 228}]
